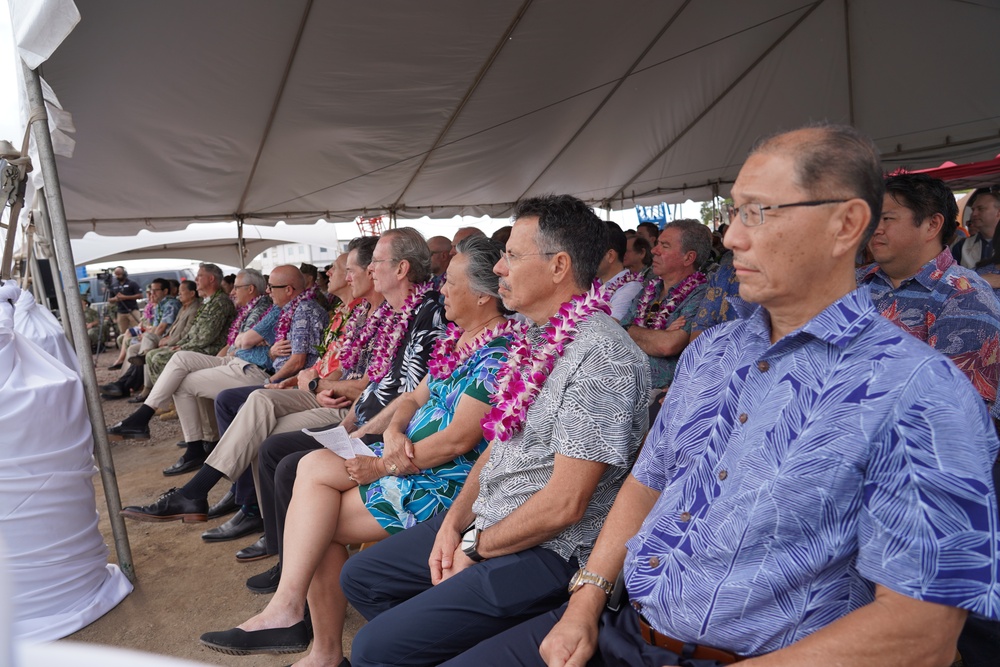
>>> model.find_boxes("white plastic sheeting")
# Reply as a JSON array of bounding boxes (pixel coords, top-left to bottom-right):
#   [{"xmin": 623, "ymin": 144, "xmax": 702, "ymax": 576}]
[
  {"xmin": 9, "ymin": 1, "xmax": 1000, "ymax": 238},
  {"xmin": 12, "ymin": 288, "xmax": 78, "ymax": 372},
  {"xmin": 0, "ymin": 281, "xmax": 132, "ymax": 641}
]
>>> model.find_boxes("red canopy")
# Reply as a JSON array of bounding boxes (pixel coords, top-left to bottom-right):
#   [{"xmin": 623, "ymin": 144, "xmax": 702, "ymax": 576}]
[{"xmin": 914, "ymin": 156, "xmax": 1000, "ymax": 190}]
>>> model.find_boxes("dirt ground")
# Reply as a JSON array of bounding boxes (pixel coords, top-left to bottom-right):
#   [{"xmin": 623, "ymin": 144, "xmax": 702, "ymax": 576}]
[{"xmin": 65, "ymin": 349, "xmax": 365, "ymax": 666}]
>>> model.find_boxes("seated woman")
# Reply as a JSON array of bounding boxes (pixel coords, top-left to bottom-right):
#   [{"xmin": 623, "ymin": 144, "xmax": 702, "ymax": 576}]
[{"xmin": 200, "ymin": 236, "xmax": 521, "ymax": 666}]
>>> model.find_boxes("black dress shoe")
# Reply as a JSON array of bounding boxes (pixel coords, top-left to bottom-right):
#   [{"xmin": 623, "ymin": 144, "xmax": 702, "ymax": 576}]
[
  {"xmin": 236, "ymin": 535, "xmax": 272, "ymax": 562},
  {"xmin": 126, "ymin": 394, "xmax": 147, "ymax": 404},
  {"xmin": 162, "ymin": 455, "xmax": 205, "ymax": 476},
  {"xmin": 207, "ymin": 489, "xmax": 237, "ymax": 519},
  {"xmin": 107, "ymin": 420, "xmax": 150, "ymax": 440},
  {"xmin": 128, "ymin": 354, "xmax": 145, "ymax": 366},
  {"xmin": 199, "ymin": 620, "xmax": 309, "ymax": 656},
  {"xmin": 201, "ymin": 510, "xmax": 264, "ymax": 542},
  {"xmin": 120, "ymin": 488, "xmax": 208, "ymax": 523},
  {"xmin": 101, "ymin": 382, "xmax": 125, "ymax": 398},
  {"xmin": 246, "ymin": 562, "xmax": 281, "ymax": 594}
]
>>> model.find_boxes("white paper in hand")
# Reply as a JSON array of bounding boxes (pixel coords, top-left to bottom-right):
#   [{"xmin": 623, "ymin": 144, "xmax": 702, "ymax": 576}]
[{"xmin": 301, "ymin": 424, "xmax": 377, "ymax": 459}]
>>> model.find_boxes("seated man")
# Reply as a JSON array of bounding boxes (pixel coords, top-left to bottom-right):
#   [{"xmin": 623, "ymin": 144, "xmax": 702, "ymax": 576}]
[
  {"xmin": 114, "ymin": 265, "xmax": 327, "ymax": 478},
  {"xmin": 116, "ymin": 242, "xmax": 380, "ymax": 547},
  {"xmin": 627, "ymin": 219, "xmax": 711, "ymax": 397},
  {"xmin": 125, "ymin": 278, "xmax": 180, "ymax": 365},
  {"xmin": 338, "ymin": 195, "xmax": 650, "ymax": 666},
  {"xmin": 623, "ymin": 234, "xmax": 653, "ymax": 280},
  {"xmin": 597, "ymin": 220, "xmax": 644, "ymax": 324},
  {"xmin": 458, "ymin": 125, "xmax": 1000, "ymax": 667},
  {"xmin": 243, "ymin": 228, "xmax": 447, "ymax": 586},
  {"xmin": 143, "ymin": 263, "xmax": 237, "ymax": 387},
  {"xmin": 860, "ymin": 172, "xmax": 1000, "ymax": 417}
]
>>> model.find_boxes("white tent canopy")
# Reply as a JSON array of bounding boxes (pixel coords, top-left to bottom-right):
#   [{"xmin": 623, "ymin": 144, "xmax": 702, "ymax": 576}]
[
  {"xmin": 17, "ymin": 0, "xmax": 1000, "ymax": 238},
  {"xmin": 69, "ymin": 219, "xmax": 340, "ymax": 267}
]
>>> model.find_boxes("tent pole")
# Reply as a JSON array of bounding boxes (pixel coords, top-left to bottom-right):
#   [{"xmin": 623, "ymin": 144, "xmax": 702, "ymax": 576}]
[
  {"xmin": 237, "ymin": 216, "xmax": 246, "ymax": 268},
  {"xmin": 21, "ymin": 60, "xmax": 135, "ymax": 581},
  {"xmin": 34, "ymin": 196, "xmax": 74, "ymax": 342}
]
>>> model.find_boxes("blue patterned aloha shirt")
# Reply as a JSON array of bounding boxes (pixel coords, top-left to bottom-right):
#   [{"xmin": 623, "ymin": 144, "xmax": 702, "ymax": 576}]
[
  {"xmin": 975, "ymin": 262, "xmax": 1000, "ymax": 301},
  {"xmin": 239, "ymin": 304, "xmax": 279, "ymax": 372},
  {"xmin": 691, "ymin": 251, "xmax": 744, "ymax": 334},
  {"xmin": 154, "ymin": 296, "xmax": 181, "ymax": 328},
  {"xmin": 859, "ymin": 247, "xmax": 1000, "ymax": 417},
  {"xmin": 624, "ymin": 287, "xmax": 1000, "ymax": 657},
  {"xmin": 359, "ymin": 337, "xmax": 509, "ymax": 533},
  {"xmin": 273, "ymin": 298, "xmax": 328, "ymax": 374}
]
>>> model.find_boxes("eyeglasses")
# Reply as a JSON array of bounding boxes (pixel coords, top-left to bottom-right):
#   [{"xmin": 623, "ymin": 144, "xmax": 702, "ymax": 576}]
[
  {"xmin": 367, "ymin": 258, "xmax": 396, "ymax": 266},
  {"xmin": 232, "ymin": 284, "xmax": 252, "ymax": 291},
  {"xmin": 727, "ymin": 199, "xmax": 848, "ymax": 227},
  {"xmin": 266, "ymin": 284, "xmax": 290, "ymax": 291},
  {"xmin": 500, "ymin": 250, "xmax": 555, "ymax": 268}
]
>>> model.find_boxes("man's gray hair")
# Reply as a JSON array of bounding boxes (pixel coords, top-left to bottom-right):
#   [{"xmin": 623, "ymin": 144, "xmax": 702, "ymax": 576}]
[
  {"xmin": 663, "ymin": 219, "xmax": 713, "ymax": 270},
  {"xmin": 237, "ymin": 268, "xmax": 267, "ymax": 295},
  {"xmin": 383, "ymin": 227, "xmax": 431, "ymax": 284},
  {"xmin": 199, "ymin": 263, "xmax": 224, "ymax": 285}
]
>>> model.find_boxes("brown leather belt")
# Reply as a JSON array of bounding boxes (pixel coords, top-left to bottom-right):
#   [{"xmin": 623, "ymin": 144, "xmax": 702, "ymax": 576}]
[{"xmin": 638, "ymin": 617, "xmax": 743, "ymax": 664}]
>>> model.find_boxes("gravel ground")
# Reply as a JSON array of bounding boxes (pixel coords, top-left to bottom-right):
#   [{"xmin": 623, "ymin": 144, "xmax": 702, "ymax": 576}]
[{"xmin": 64, "ymin": 349, "xmax": 364, "ymax": 666}]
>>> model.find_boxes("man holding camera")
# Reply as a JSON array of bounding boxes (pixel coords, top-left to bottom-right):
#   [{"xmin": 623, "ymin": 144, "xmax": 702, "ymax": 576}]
[{"xmin": 108, "ymin": 266, "xmax": 142, "ymax": 336}]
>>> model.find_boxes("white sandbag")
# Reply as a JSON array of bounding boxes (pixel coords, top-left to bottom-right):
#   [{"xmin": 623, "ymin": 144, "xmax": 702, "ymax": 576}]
[
  {"xmin": 12, "ymin": 288, "xmax": 79, "ymax": 373},
  {"xmin": 0, "ymin": 280, "xmax": 131, "ymax": 642}
]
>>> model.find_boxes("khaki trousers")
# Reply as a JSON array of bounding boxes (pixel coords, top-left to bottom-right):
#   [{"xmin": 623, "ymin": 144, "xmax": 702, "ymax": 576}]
[
  {"xmin": 144, "ymin": 351, "xmax": 271, "ymax": 443},
  {"xmin": 205, "ymin": 388, "xmax": 348, "ymax": 508}
]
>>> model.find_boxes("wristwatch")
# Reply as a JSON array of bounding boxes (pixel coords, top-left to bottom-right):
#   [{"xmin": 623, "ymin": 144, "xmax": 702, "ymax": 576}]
[
  {"xmin": 460, "ymin": 525, "xmax": 485, "ymax": 562},
  {"xmin": 308, "ymin": 377, "xmax": 320, "ymax": 393},
  {"xmin": 567, "ymin": 568, "xmax": 614, "ymax": 597}
]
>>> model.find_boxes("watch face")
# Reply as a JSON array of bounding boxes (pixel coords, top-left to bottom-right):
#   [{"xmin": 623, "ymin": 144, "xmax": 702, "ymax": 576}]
[{"xmin": 461, "ymin": 529, "xmax": 476, "ymax": 550}]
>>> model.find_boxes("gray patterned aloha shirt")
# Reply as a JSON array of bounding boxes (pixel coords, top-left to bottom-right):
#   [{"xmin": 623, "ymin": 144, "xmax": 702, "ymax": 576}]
[{"xmin": 472, "ymin": 311, "xmax": 651, "ymax": 566}]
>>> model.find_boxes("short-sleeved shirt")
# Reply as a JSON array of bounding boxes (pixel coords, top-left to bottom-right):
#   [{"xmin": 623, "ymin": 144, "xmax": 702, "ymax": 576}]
[
  {"xmin": 361, "ymin": 337, "xmax": 509, "ymax": 533},
  {"xmin": 604, "ymin": 269, "xmax": 645, "ymax": 323},
  {"xmin": 354, "ymin": 294, "xmax": 446, "ymax": 426},
  {"xmin": 111, "ymin": 278, "xmax": 141, "ymax": 313},
  {"xmin": 237, "ymin": 305, "xmax": 279, "ymax": 371},
  {"xmin": 692, "ymin": 251, "xmax": 744, "ymax": 333},
  {"xmin": 625, "ymin": 287, "xmax": 1000, "ymax": 657},
  {"xmin": 313, "ymin": 298, "xmax": 360, "ymax": 379},
  {"xmin": 472, "ymin": 312, "xmax": 650, "ymax": 565},
  {"xmin": 859, "ymin": 247, "xmax": 1000, "ymax": 416},
  {"xmin": 273, "ymin": 297, "xmax": 328, "ymax": 373},
  {"xmin": 153, "ymin": 296, "xmax": 180, "ymax": 328},
  {"xmin": 633, "ymin": 279, "xmax": 707, "ymax": 388}
]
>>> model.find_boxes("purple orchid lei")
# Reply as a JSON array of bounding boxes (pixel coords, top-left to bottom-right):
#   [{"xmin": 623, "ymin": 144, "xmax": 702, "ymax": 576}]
[
  {"xmin": 632, "ymin": 272, "xmax": 706, "ymax": 330},
  {"xmin": 338, "ymin": 299, "xmax": 391, "ymax": 372},
  {"xmin": 601, "ymin": 270, "xmax": 645, "ymax": 295},
  {"xmin": 480, "ymin": 282, "xmax": 611, "ymax": 445},
  {"xmin": 227, "ymin": 295, "xmax": 263, "ymax": 346},
  {"xmin": 274, "ymin": 285, "xmax": 319, "ymax": 342},
  {"xmin": 428, "ymin": 319, "xmax": 526, "ymax": 381},
  {"xmin": 365, "ymin": 282, "xmax": 434, "ymax": 383}
]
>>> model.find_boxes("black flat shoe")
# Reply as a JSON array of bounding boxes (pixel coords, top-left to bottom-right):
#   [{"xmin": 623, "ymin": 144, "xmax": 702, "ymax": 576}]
[
  {"xmin": 202, "ymin": 510, "xmax": 264, "ymax": 542},
  {"xmin": 162, "ymin": 455, "xmax": 205, "ymax": 477},
  {"xmin": 236, "ymin": 535, "xmax": 272, "ymax": 562},
  {"xmin": 207, "ymin": 489, "xmax": 237, "ymax": 519},
  {"xmin": 246, "ymin": 562, "xmax": 281, "ymax": 594},
  {"xmin": 120, "ymin": 488, "xmax": 208, "ymax": 523},
  {"xmin": 107, "ymin": 420, "xmax": 150, "ymax": 440},
  {"xmin": 199, "ymin": 620, "xmax": 309, "ymax": 656},
  {"xmin": 108, "ymin": 362, "xmax": 123, "ymax": 370}
]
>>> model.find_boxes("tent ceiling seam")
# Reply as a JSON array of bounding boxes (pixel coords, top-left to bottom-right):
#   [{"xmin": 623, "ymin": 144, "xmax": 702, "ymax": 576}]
[
  {"xmin": 390, "ymin": 0, "xmax": 534, "ymax": 211},
  {"xmin": 515, "ymin": 0, "xmax": 693, "ymax": 204},
  {"xmin": 843, "ymin": 0, "xmax": 855, "ymax": 125},
  {"xmin": 234, "ymin": 0, "xmax": 315, "ymax": 216},
  {"xmin": 608, "ymin": 0, "xmax": 825, "ymax": 203}
]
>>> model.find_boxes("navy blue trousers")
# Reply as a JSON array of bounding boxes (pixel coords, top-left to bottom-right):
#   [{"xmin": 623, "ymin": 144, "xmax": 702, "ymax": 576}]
[{"xmin": 341, "ymin": 512, "xmax": 577, "ymax": 667}]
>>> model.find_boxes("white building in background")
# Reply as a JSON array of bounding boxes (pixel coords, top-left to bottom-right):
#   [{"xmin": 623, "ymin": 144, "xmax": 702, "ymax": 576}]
[{"xmin": 251, "ymin": 242, "xmax": 343, "ymax": 275}]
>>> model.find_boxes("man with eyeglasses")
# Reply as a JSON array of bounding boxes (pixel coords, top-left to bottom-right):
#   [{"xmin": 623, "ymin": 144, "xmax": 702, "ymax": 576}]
[
  {"xmin": 454, "ymin": 125, "xmax": 1000, "ymax": 667},
  {"xmin": 953, "ymin": 186, "xmax": 1000, "ymax": 269},
  {"xmin": 108, "ymin": 268, "xmax": 273, "ymax": 447}
]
